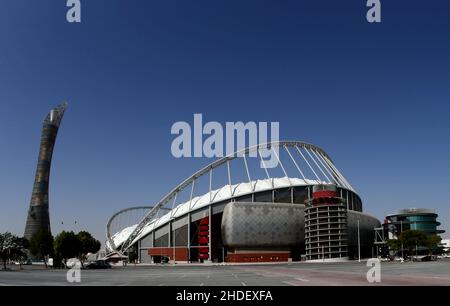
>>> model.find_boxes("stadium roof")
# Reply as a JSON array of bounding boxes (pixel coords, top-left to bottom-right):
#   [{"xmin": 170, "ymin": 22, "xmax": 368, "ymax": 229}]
[{"xmin": 107, "ymin": 141, "xmax": 357, "ymax": 253}]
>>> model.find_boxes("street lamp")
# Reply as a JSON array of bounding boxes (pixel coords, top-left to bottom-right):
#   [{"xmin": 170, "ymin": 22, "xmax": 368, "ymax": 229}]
[
  {"xmin": 400, "ymin": 220, "xmax": 404, "ymax": 259},
  {"xmin": 357, "ymin": 219, "xmax": 361, "ymax": 263}
]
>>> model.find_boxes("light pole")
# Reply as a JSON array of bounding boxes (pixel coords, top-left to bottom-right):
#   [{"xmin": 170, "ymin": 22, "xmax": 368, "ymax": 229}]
[
  {"xmin": 357, "ymin": 219, "xmax": 361, "ymax": 262},
  {"xmin": 400, "ymin": 220, "xmax": 404, "ymax": 259},
  {"xmin": 173, "ymin": 227, "xmax": 176, "ymax": 264}
]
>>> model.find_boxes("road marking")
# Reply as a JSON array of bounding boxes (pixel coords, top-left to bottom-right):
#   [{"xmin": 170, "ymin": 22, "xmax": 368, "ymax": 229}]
[
  {"xmin": 233, "ymin": 274, "xmax": 238, "ymax": 279},
  {"xmin": 158, "ymin": 284, "xmax": 165, "ymax": 286},
  {"xmin": 282, "ymin": 281, "xmax": 298, "ymax": 286},
  {"xmin": 206, "ymin": 274, "xmax": 211, "ymax": 279},
  {"xmin": 241, "ymin": 282, "xmax": 247, "ymax": 286},
  {"xmin": 295, "ymin": 277, "xmax": 310, "ymax": 282},
  {"xmin": 200, "ymin": 283, "xmax": 204, "ymax": 286}
]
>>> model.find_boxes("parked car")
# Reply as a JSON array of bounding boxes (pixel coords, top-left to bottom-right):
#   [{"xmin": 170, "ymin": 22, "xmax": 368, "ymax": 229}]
[
  {"xmin": 84, "ymin": 260, "xmax": 112, "ymax": 269},
  {"xmin": 14, "ymin": 259, "xmax": 32, "ymax": 265}
]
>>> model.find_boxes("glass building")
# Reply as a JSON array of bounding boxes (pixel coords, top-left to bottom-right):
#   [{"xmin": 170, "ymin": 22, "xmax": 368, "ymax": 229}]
[{"xmin": 385, "ymin": 208, "xmax": 445, "ymax": 236}]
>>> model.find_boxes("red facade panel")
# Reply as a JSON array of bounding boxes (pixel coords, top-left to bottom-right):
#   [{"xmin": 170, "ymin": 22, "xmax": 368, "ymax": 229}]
[{"xmin": 226, "ymin": 252, "xmax": 290, "ymax": 263}]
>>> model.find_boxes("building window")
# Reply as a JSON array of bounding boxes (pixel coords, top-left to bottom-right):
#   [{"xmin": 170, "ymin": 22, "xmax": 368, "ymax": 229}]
[
  {"xmin": 293, "ymin": 186, "xmax": 308, "ymax": 204},
  {"xmin": 274, "ymin": 188, "xmax": 292, "ymax": 203},
  {"xmin": 254, "ymin": 190, "xmax": 273, "ymax": 202},
  {"xmin": 234, "ymin": 194, "xmax": 253, "ymax": 202}
]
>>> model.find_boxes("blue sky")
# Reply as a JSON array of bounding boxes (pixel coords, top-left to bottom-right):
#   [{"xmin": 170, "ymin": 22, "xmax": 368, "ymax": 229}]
[{"xmin": 1, "ymin": 0, "xmax": 449, "ymax": 242}]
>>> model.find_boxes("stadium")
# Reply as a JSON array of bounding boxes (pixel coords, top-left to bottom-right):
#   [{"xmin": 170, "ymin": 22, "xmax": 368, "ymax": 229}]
[{"xmin": 106, "ymin": 141, "xmax": 380, "ymax": 263}]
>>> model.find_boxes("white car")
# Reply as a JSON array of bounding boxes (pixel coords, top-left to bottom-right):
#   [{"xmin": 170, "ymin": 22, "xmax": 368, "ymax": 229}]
[
  {"xmin": 14, "ymin": 260, "xmax": 32, "ymax": 265},
  {"xmin": 65, "ymin": 258, "xmax": 81, "ymax": 268}
]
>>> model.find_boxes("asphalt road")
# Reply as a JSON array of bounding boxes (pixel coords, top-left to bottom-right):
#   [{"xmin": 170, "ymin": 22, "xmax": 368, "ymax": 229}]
[{"xmin": 1, "ymin": 259, "xmax": 450, "ymax": 286}]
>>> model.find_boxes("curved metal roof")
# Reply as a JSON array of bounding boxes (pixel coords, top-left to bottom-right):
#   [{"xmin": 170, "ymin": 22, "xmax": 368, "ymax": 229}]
[{"xmin": 387, "ymin": 208, "xmax": 438, "ymax": 217}]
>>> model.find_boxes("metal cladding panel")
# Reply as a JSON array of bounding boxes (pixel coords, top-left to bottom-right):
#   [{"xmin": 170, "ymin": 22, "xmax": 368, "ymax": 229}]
[
  {"xmin": 172, "ymin": 216, "xmax": 188, "ymax": 230},
  {"xmin": 139, "ymin": 232, "xmax": 154, "ymax": 248},
  {"xmin": 347, "ymin": 211, "xmax": 381, "ymax": 243},
  {"xmin": 154, "ymin": 224, "xmax": 169, "ymax": 239},
  {"xmin": 212, "ymin": 202, "xmax": 228, "ymax": 215},
  {"xmin": 191, "ymin": 208, "xmax": 209, "ymax": 222},
  {"xmin": 347, "ymin": 211, "xmax": 381, "ymax": 258},
  {"xmin": 221, "ymin": 202, "xmax": 305, "ymax": 248},
  {"xmin": 139, "ymin": 248, "xmax": 153, "ymax": 263}
]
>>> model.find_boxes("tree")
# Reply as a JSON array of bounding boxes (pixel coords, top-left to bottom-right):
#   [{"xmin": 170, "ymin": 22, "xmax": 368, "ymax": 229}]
[
  {"xmin": 76, "ymin": 231, "xmax": 101, "ymax": 267},
  {"xmin": 54, "ymin": 231, "xmax": 81, "ymax": 266},
  {"xmin": 425, "ymin": 234, "xmax": 442, "ymax": 255},
  {"xmin": 386, "ymin": 239, "xmax": 401, "ymax": 255},
  {"xmin": 11, "ymin": 237, "xmax": 29, "ymax": 270},
  {"xmin": 0, "ymin": 232, "xmax": 26, "ymax": 270},
  {"xmin": 54, "ymin": 231, "xmax": 101, "ymax": 268},
  {"xmin": 398, "ymin": 230, "xmax": 428, "ymax": 256},
  {"xmin": 30, "ymin": 230, "xmax": 54, "ymax": 268}
]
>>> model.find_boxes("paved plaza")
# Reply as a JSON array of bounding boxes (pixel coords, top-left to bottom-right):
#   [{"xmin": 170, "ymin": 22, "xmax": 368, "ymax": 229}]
[{"xmin": 1, "ymin": 259, "xmax": 450, "ymax": 286}]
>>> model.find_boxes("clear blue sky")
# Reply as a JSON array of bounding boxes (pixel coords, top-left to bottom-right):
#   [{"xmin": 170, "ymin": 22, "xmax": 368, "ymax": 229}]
[{"xmin": 1, "ymin": 0, "xmax": 449, "ymax": 242}]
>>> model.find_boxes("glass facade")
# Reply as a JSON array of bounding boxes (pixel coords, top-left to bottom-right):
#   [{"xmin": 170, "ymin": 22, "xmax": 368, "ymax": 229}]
[
  {"xmin": 228, "ymin": 186, "xmax": 362, "ymax": 210},
  {"xmin": 234, "ymin": 194, "xmax": 253, "ymax": 202},
  {"xmin": 408, "ymin": 216, "xmax": 436, "ymax": 222},
  {"xmin": 254, "ymin": 190, "xmax": 273, "ymax": 202},
  {"xmin": 386, "ymin": 211, "xmax": 443, "ymax": 235},
  {"xmin": 293, "ymin": 186, "xmax": 309, "ymax": 204},
  {"xmin": 337, "ymin": 187, "xmax": 363, "ymax": 212},
  {"xmin": 410, "ymin": 223, "xmax": 437, "ymax": 232},
  {"xmin": 274, "ymin": 188, "xmax": 292, "ymax": 203}
]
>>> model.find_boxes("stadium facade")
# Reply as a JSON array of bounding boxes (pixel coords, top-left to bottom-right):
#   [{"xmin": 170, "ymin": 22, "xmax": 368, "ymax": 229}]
[
  {"xmin": 24, "ymin": 103, "xmax": 67, "ymax": 241},
  {"xmin": 107, "ymin": 141, "xmax": 380, "ymax": 263}
]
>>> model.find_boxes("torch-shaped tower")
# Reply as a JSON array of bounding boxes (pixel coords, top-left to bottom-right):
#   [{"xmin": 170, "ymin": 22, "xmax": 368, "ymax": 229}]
[{"xmin": 24, "ymin": 103, "xmax": 68, "ymax": 241}]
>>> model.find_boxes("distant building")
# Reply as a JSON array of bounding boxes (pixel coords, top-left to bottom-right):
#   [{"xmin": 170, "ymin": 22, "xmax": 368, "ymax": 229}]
[
  {"xmin": 383, "ymin": 208, "xmax": 445, "ymax": 239},
  {"xmin": 441, "ymin": 239, "xmax": 450, "ymax": 252}
]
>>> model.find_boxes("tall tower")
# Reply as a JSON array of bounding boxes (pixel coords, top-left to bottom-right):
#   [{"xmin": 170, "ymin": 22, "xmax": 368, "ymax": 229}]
[
  {"xmin": 305, "ymin": 184, "xmax": 348, "ymax": 262},
  {"xmin": 24, "ymin": 103, "xmax": 68, "ymax": 241}
]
